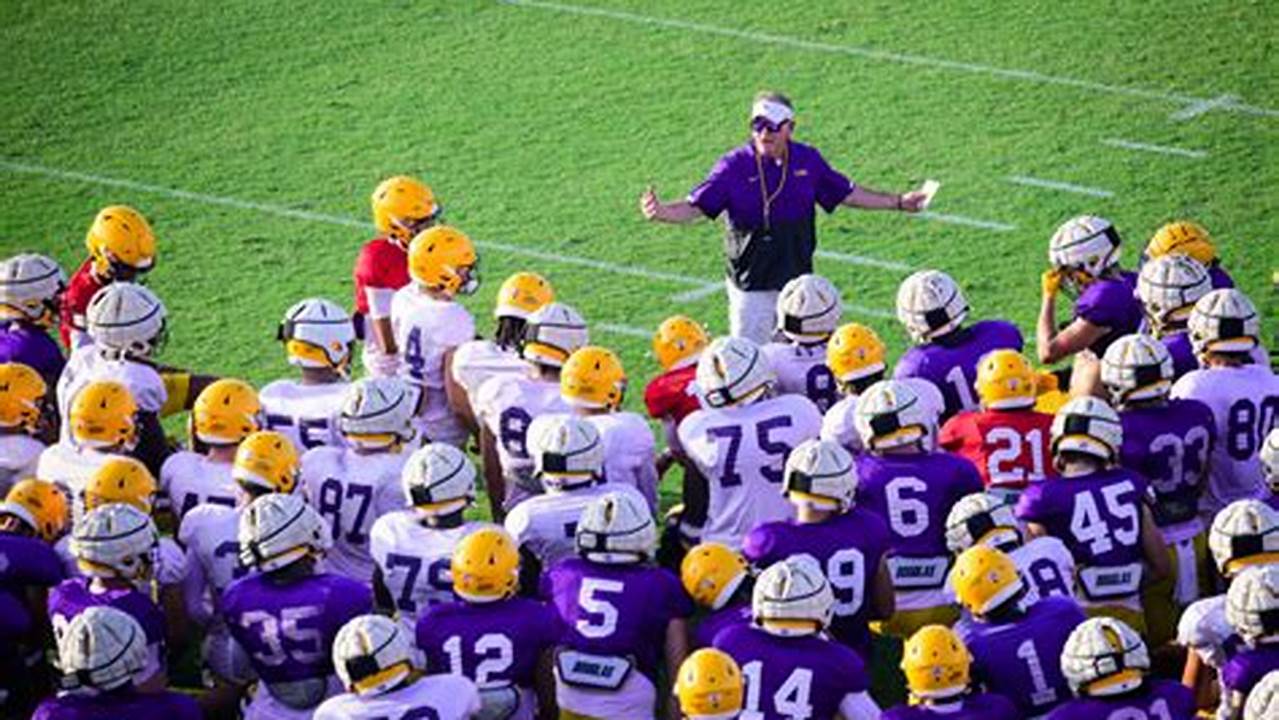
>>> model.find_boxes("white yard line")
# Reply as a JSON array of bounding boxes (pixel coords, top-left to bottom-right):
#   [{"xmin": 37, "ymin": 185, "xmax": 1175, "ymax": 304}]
[
  {"xmin": 500, "ymin": 0, "xmax": 1279, "ymax": 120},
  {"xmin": 1169, "ymin": 94, "xmax": 1239, "ymax": 121},
  {"xmin": 1101, "ymin": 138, "xmax": 1208, "ymax": 158},
  {"xmin": 910, "ymin": 211, "xmax": 1016, "ymax": 232},
  {"xmin": 595, "ymin": 322, "xmax": 653, "ymax": 339},
  {"xmin": 814, "ymin": 249, "xmax": 914, "ymax": 272},
  {"xmin": 1007, "ymin": 175, "xmax": 1115, "ymax": 198}
]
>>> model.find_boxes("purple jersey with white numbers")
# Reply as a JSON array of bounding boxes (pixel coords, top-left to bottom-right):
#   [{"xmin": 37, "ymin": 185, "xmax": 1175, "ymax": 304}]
[
  {"xmin": 744, "ymin": 507, "xmax": 890, "ymax": 656},
  {"xmin": 855, "ymin": 452, "xmax": 983, "ymax": 559},
  {"xmin": 1221, "ymin": 644, "xmax": 1279, "ymax": 697},
  {"xmin": 1016, "ymin": 469, "xmax": 1149, "ymax": 604},
  {"xmin": 0, "ymin": 320, "xmax": 64, "ymax": 384},
  {"xmin": 893, "ymin": 320, "xmax": 1024, "ymax": 421},
  {"xmin": 713, "ymin": 623, "xmax": 869, "ymax": 720},
  {"xmin": 954, "ymin": 596, "xmax": 1085, "ymax": 718},
  {"xmin": 1162, "ymin": 332, "xmax": 1199, "ymax": 381},
  {"xmin": 693, "ymin": 600, "xmax": 751, "ymax": 649},
  {"xmin": 221, "ymin": 571, "xmax": 372, "ymax": 683},
  {"xmin": 48, "ymin": 576, "xmax": 165, "ymax": 655},
  {"xmin": 416, "ymin": 597, "xmax": 562, "ymax": 689},
  {"xmin": 1044, "ymin": 679, "xmax": 1195, "ymax": 719},
  {"xmin": 32, "ymin": 688, "xmax": 202, "ymax": 720},
  {"xmin": 0, "ymin": 532, "xmax": 64, "ymax": 643},
  {"xmin": 1074, "ymin": 272, "xmax": 1142, "ymax": 355},
  {"xmin": 541, "ymin": 557, "xmax": 692, "ymax": 679},
  {"xmin": 1118, "ymin": 399, "xmax": 1215, "ymax": 536},
  {"xmin": 882, "ymin": 693, "xmax": 1019, "ymax": 720}
]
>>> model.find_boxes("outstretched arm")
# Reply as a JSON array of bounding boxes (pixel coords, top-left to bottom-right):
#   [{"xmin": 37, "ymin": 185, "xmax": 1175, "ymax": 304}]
[
  {"xmin": 841, "ymin": 183, "xmax": 929, "ymax": 212},
  {"xmin": 640, "ymin": 185, "xmax": 703, "ymax": 223}
]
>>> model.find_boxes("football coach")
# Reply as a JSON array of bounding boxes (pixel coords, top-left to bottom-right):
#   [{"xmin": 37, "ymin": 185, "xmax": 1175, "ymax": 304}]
[{"xmin": 641, "ymin": 91, "xmax": 931, "ymax": 343}]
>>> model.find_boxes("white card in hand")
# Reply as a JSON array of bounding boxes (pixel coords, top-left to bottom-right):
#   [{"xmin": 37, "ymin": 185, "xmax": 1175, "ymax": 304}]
[{"xmin": 919, "ymin": 179, "xmax": 940, "ymax": 209}]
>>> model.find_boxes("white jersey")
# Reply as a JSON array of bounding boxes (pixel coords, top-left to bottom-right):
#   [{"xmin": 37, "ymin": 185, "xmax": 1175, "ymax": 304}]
[
  {"xmin": 178, "ymin": 504, "xmax": 251, "ymax": 681},
  {"xmin": 301, "ymin": 446, "xmax": 407, "ymax": 582},
  {"xmin": 259, "ymin": 379, "xmax": 348, "ymax": 452},
  {"xmin": 315, "ymin": 674, "xmax": 482, "ymax": 720},
  {"xmin": 1011, "ymin": 536, "xmax": 1076, "ymax": 603},
  {"xmin": 1178, "ymin": 594, "xmax": 1233, "ymax": 669},
  {"xmin": 370, "ymin": 511, "xmax": 494, "ymax": 627},
  {"xmin": 0, "ymin": 434, "xmax": 44, "ymax": 495},
  {"xmin": 160, "ymin": 451, "xmax": 236, "ymax": 521},
  {"xmin": 820, "ymin": 378, "xmax": 946, "ymax": 454},
  {"xmin": 476, "ymin": 373, "xmax": 569, "ymax": 510},
  {"xmin": 678, "ymin": 393, "xmax": 823, "ymax": 548},
  {"xmin": 762, "ymin": 341, "xmax": 839, "ymax": 414},
  {"xmin": 36, "ymin": 442, "xmax": 112, "ymax": 520},
  {"xmin": 586, "ymin": 411, "xmax": 659, "ymax": 511},
  {"xmin": 452, "ymin": 338, "xmax": 526, "ymax": 402},
  {"xmin": 1172, "ymin": 364, "xmax": 1279, "ymax": 517},
  {"xmin": 56, "ymin": 345, "xmax": 167, "ymax": 441},
  {"xmin": 391, "ymin": 286, "xmax": 475, "ymax": 447},
  {"xmin": 505, "ymin": 483, "xmax": 648, "ymax": 569}
]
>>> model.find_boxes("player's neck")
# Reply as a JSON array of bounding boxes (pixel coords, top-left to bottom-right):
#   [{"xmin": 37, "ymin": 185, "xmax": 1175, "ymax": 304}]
[
  {"xmin": 1203, "ymin": 354, "xmax": 1247, "ymax": 369},
  {"xmin": 300, "ymin": 367, "xmax": 342, "ymax": 384},
  {"xmin": 422, "ymin": 510, "xmax": 465, "ymax": 529},
  {"xmin": 1120, "ymin": 397, "xmax": 1165, "ymax": 411},
  {"xmin": 1058, "ymin": 460, "xmax": 1106, "ymax": 477},
  {"xmin": 206, "ymin": 445, "xmax": 237, "ymax": 462},
  {"xmin": 795, "ymin": 506, "xmax": 837, "ymax": 524}
]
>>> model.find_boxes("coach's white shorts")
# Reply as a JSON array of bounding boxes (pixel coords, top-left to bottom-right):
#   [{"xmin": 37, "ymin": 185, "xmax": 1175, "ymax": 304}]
[{"xmin": 725, "ymin": 280, "xmax": 779, "ymax": 345}]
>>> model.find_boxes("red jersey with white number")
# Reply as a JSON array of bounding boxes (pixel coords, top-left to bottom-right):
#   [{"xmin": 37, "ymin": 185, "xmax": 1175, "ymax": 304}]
[
  {"xmin": 939, "ymin": 408, "xmax": 1055, "ymax": 490},
  {"xmin": 644, "ymin": 364, "xmax": 700, "ymax": 424},
  {"xmin": 352, "ymin": 237, "xmax": 409, "ymax": 317},
  {"xmin": 59, "ymin": 260, "xmax": 106, "ymax": 349}
]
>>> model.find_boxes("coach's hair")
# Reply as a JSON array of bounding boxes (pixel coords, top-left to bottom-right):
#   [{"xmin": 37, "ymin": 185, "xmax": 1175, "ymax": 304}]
[{"xmin": 753, "ymin": 90, "xmax": 793, "ymax": 110}]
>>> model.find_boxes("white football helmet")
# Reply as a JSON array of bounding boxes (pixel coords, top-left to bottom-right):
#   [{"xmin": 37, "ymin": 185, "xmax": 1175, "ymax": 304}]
[
  {"xmin": 776, "ymin": 274, "xmax": 842, "ymax": 342},
  {"xmin": 332, "ymin": 614, "xmax": 415, "ymax": 697},
  {"xmin": 238, "ymin": 493, "xmax": 331, "ymax": 573},
  {"xmin": 1225, "ymin": 565, "xmax": 1279, "ymax": 646},
  {"xmin": 85, "ymin": 282, "xmax": 167, "ymax": 358},
  {"xmin": 0, "ymin": 253, "xmax": 65, "ymax": 325},
  {"xmin": 1136, "ymin": 254, "xmax": 1211, "ymax": 333},
  {"xmin": 527, "ymin": 414, "xmax": 604, "ymax": 490},
  {"xmin": 57, "ymin": 606, "xmax": 149, "ymax": 692},
  {"xmin": 1244, "ymin": 670, "xmax": 1279, "ymax": 720},
  {"xmin": 1061, "ymin": 617, "xmax": 1150, "ymax": 697},
  {"xmin": 854, "ymin": 379, "xmax": 934, "ymax": 451},
  {"xmin": 895, "ymin": 269, "xmax": 969, "ymax": 343},
  {"xmin": 752, "ymin": 555, "xmax": 834, "ymax": 637},
  {"xmin": 1100, "ymin": 334, "xmax": 1173, "ymax": 406},
  {"xmin": 521, "ymin": 302, "xmax": 589, "ymax": 368},
  {"xmin": 1208, "ymin": 500, "xmax": 1279, "ymax": 577},
  {"xmin": 783, "ymin": 438, "xmax": 857, "ymax": 512},
  {"xmin": 945, "ymin": 492, "xmax": 1023, "ymax": 553},
  {"xmin": 1261, "ymin": 429, "xmax": 1279, "ymax": 494},
  {"xmin": 696, "ymin": 336, "xmax": 776, "ymax": 409},
  {"xmin": 1188, "ymin": 288, "xmax": 1260, "ymax": 355},
  {"xmin": 69, "ymin": 502, "xmax": 158, "ymax": 588},
  {"xmin": 576, "ymin": 491, "xmax": 657, "ymax": 564},
  {"xmin": 338, "ymin": 377, "xmax": 417, "ymax": 450},
  {"xmin": 1049, "ymin": 215, "xmax": 1121, "ymax": 289},
  {"xmin": 400, "ymin": 443, "xmax": 477, "ymax": 517},
  {"xmin": 1051, "ymin": 396, "xmax": 1123, "ymax": 465},
  {"xmin": 278, "ymin": 297, "xmax": 356, "ymax": 372}
]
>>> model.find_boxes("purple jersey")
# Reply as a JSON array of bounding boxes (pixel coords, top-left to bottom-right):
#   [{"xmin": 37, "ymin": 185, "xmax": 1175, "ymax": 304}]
[
  {"xmin": 882, "ymin": 693, "xmax": 1019, "ymax": 720},
  {"xmin": 955, "ymin": 596, "xmax": 1085, "ymax": 717},
  {"xmin": 713, "ymin": 623, "xmax": 869, "ymax": 720},
  {"xmin": 221, "ymin": 571, "xmax": 372, "ymax": 684},
  {"xmin": 0, "ymin": 320, "xmax": 65, "ymax": 384},
  {"xmin": 693, "ymin": 600, "xmax": 751, "ymax": 649},
  {"xmin": 1074, "ymin": 272, "xmax": 1142, "ymax": 355},
  {"xmin": 540, "ymin": 557, "xmax": 692, "ymax": 680},
  {"xmin": 1221, "ymin": 644, "xmax": 1279, "ymax": 697},
  {"xmin": 1118, "ymin": 399, "xmax": 1215, "ymax": 536},
  {"xmin": 1044, "ymin": 679, "xmax": 1195, "ymax": 719},
  {"xmin": 0, "ymin": 532, "xmax": 64, "ymax": 642},
  {"xmin": 1016, "ymin": 469, "xmax": 1150, "ymax": 604},
  {"xmin": 744, "ymin": 507, "xmax": 891, "ymax": 655},
  {"xmin": 893, "ymin": 320, "xmax": 1024, "ymax": 421},
  {"xmin": 1161, "ymin": 332, "xmax": 1199, "ymax": 381},
  {"xmin": 33, "ymin": 688, "xmax": 201, "ymax": 720},
  {"xmin": 855, "ymin": 452, "xmax": 983, "ymax": 595},
  {"xmin": 1209, "ymin": 265, "xmax": 1234, "ymax": 289},
  {"xmin": 48, "ymin": 577, "xmax": 166, "ymax": 658},
  {"xmin": 417, "ymin": 597, "xmax": 562, "ymax": 689}
]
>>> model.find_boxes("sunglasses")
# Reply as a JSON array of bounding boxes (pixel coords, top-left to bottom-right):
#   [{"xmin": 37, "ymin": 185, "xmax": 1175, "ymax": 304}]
[{"xmin": 751, "ymin": 117, "xmax": 790, "ymax": 133}]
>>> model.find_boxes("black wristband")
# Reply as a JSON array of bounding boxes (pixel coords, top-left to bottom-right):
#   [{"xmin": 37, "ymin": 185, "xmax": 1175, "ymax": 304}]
[{"xmin": 896, "ymin": 194, "xmax": 903, "ymax": 210}]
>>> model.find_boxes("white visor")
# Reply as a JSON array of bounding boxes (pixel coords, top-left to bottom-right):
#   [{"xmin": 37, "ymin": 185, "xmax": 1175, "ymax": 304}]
[{"xmin": 751, "ymin": 99, "xmax": 794, "ymax": 125}]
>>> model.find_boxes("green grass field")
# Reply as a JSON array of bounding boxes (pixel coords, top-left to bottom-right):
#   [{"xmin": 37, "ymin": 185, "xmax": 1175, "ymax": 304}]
[{"xmin": 2, "ymin": 0, "xmax": 1276, "ymax": 496}]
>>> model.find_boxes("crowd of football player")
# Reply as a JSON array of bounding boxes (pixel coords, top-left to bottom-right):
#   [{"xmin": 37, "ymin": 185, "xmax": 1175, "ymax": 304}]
[{"xmin": 0, "ymin": 175, "xmax": 1277, "ymax": 720}]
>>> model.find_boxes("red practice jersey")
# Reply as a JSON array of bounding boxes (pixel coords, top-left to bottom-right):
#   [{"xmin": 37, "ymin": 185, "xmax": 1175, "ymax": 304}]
[
  {"xmin": 59, "ymin": 259, "xmax": 106, "ymax": 349},
  {"xmin": 940, "ymin": 408, "xmax": 1055, "ymax": 490},
  {"xmin": 644, "ymin": 364, "xmax": 700, "ymax": 425},
  {"xmin": 352, "ymin": 237, "xmax": 410, "ymax": 317}
]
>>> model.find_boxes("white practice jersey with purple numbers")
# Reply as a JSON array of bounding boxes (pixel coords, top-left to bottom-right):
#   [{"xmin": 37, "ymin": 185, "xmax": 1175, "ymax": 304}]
[
  {"xmin": 761, "ymin": 341, "xmax": 840, "ymax": 414},
  {"xmin": 585, "ymin": 411, "xmax": 659, "ymax": 511},
  {"xmin": 161, "ymin": 451, "xmax": 236, "ymax": 522},
  {"xmin": 475, "ymin": 374, "xmax": 569, "ymax": 508},
  {"xmin": 301, "ymin": 446, "xmax": 408, "ymax": 582},
  {"xmin": 390, "ymin": 286, "xmax": 475, "ymax": 446},
  {"xmin": 259, "ymin": 379, "xmax": 348, "ymax": 452},
  {"xmin": 370, "ymin": 511, "xmax": 496, "ymax": 629}
]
